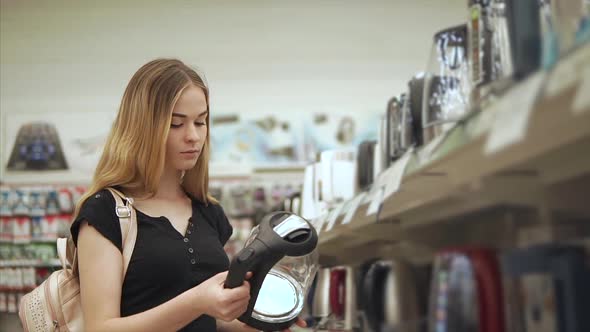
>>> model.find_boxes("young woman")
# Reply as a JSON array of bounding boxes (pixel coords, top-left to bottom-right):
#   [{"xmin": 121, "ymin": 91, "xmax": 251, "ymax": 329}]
[{"xmin": 70, "ymin": 59, "xmax": 305, "ymax": 331}]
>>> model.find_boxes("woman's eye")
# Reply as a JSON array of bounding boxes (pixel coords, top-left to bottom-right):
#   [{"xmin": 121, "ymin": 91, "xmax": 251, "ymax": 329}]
[
  {"xmin": 171, "ymin": 123, "xmax": 183, "ymax": 128},
  {"xmin": 195, "ymin": 121, "xmax": 206, "ymax": 126}
]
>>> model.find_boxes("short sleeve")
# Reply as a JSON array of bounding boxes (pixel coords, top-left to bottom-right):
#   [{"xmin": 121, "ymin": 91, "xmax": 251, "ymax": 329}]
[
  {"xmin": 213, "ymin": 203, "xmax": 233, "ymax": 246},
  {"xmin": 70, "ymin": 189, "xmax": 123, "ymax": 252}
]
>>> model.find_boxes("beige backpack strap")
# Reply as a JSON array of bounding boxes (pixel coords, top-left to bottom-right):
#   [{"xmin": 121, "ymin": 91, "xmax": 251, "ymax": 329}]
[
  {"xmin": 105, "ymin": 187, "xmax": 138, "ymax": 278},
  {"xmin": 67, "ymin": 188, "xmax": 137, "ymax": 278},
  {"xmin": 57, "ymin": 238, "xmax": 69, "ymax": 270}
]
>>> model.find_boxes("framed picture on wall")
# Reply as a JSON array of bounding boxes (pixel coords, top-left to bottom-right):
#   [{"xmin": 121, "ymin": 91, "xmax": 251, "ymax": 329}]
[{"xmin": 1, "ymin": 111, "xmax": 114, "ymax": 184}]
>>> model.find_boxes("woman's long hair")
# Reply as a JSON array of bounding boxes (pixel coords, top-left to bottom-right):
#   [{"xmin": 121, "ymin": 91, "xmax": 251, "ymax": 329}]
[{"xmin": 73, "ymin": 58, "xmax": 216, "ymax": 219}]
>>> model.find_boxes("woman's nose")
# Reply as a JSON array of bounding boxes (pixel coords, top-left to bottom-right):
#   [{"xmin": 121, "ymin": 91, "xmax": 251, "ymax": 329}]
[{"xmin": 185, "ymin": 124, "xmax": 201, "ymax": 143}]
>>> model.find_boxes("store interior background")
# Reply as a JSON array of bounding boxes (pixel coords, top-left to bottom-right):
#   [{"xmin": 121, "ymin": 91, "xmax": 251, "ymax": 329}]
[
  {"xmin": 1, "ymin": 0, "xmax": 464, "ymax": 155},
  {"xmin": 2, "ymin": 0, "xmax": 590, "ymax": 331}
]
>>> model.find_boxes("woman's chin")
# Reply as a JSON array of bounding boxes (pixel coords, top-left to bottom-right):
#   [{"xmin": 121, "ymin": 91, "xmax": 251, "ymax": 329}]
[{"xmin": 177, "ymin": 162, "xmax": 197, "ymax": 172}]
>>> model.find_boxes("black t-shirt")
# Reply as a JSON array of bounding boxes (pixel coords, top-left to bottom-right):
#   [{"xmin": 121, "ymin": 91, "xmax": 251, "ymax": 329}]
[{"xmin": 70, "ymin": 189, "xmax": 233, "ymax": 332}]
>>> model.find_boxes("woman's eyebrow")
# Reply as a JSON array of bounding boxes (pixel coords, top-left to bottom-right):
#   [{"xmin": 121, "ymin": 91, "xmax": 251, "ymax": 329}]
[{"xmin": 172, "ymin": 110, "xmax": 208, "ymax": 118}]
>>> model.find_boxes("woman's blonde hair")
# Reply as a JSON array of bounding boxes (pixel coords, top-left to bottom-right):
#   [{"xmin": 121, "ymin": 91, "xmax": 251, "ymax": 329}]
[{"xmin": 74, "ymin": 58, "xmax": 216, "ymax": 218}]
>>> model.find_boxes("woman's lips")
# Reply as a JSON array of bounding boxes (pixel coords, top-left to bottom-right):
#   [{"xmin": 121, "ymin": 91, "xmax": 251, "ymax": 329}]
[{"xmin": 181, "ymin": 149, "xmax": 200, "ymax": 157}]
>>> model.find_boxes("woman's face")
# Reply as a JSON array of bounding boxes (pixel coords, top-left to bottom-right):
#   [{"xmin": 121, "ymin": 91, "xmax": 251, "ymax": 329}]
[{"xmin": 165, "ymin": 85, "xmax": 208, "ymax": 173}]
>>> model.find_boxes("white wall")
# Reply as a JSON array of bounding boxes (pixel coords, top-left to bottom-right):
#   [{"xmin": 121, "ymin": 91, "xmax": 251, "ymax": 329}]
[
  {"xmin": 1, "ymin": 0, "xmax": 465, "ymax": 113},
  {"xmin": 0, "ymin": 0, "xmax": 466, "ymax": 180}
]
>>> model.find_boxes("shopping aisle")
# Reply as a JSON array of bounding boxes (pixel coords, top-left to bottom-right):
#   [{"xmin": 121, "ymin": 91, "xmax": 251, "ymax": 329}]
[{"xmin": 2, "ymin": 0, "xmax": 590, "ymax": 331}]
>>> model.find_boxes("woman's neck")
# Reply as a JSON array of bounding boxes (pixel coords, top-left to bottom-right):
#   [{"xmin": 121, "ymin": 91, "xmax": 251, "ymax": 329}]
[{"xmin": 153, "ymin": 167, "xmax": 186, "ymax": 200}]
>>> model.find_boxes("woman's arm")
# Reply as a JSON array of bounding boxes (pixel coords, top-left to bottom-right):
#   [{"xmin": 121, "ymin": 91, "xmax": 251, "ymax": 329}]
[
  {"xmin": 217, "ymin": 319, "xmax": 261, "ymax": 332},
  {"xmin": 77, "ymin": 221, "xmax": 250, "ymax": 332}
]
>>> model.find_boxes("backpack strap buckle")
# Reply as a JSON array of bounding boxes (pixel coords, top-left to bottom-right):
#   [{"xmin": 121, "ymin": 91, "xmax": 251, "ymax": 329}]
[
  {"xmin": 115, "ymin": 196, "xmax": 134, "ymax": 218},
  {"xmin": 116, "ymin": 205, "xmax": 131, "ymax": 218}
]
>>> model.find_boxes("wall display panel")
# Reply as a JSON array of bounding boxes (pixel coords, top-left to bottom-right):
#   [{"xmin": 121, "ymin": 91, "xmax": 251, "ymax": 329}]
[
  {"xmin": 210, "ymin": 112, "xmax": 306, "ymax": 166},
  {"xmin": 302, "ymin": 110, "xmax": 381, "ymax": 161},
  {"xmin": 1, "ymin": 111, "xmax": 115, "ymax": 183},
  {"xmin": 210, "ymin": 110, "xmax": 381, "ymax": 166}
]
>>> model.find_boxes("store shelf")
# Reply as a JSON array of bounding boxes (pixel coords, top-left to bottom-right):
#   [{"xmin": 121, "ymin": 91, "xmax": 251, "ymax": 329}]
[
  {"xmin": 0, "ymin": 259, "xmax": 62, "ymax": 268},
  {"xmin": 316, "ymin": 44, "xmax": 590, "ymax": 266}
]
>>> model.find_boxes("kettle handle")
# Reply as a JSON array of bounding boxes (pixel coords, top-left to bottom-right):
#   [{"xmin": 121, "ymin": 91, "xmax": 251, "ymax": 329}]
[
  {"xmin": 224, "ymin": 239, "xmax": 271, "ymax": 289},
  {"xmin": 224, "ymin": 250, "xmax": 255, "ymax": 289}
]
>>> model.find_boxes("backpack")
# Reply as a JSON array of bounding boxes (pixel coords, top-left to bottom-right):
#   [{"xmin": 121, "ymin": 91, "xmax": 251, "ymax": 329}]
[{"xmin": 18, "ymin": 188, "xmax": 138, "ymax": 332}]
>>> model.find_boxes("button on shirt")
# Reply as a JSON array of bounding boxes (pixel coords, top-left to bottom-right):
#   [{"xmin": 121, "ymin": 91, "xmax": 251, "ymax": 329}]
[{"xmin": 70, "ymin": 189, "xmax": 233, "ymax": 332}]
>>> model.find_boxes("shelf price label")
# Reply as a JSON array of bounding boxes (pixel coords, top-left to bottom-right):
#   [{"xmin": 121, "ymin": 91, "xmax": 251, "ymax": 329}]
[
  {"xmin": 383, "ymin": 149, "xmax": 413, "ymax": 200},
  {"xmin": 544, "ymin": 44, "xmax": 590, "ymax": 98},
  {"xmin": 324, "ymin": 203, "xmax": 345, "ymax": 232},
  {"xmin": 485, "ymin": 72, "xmax": 546, "ymax": 155},
  {"xmin": 572, "ymin": 67, "xmax": 590, "ymax": 115},
  {"xmin": 312, "ymin": 214, "xmax": 328, "ymax": 235},
  {"xmin": 417, "ymin": 133, "xmax": 446, "ymax": 164},
  {"xmin": 341, "ymin": 192, "xmax": 366, "ymax": 225},
  {"xmin": 366, "ymin": 186, "xmax": 385, "ymax": 217}
]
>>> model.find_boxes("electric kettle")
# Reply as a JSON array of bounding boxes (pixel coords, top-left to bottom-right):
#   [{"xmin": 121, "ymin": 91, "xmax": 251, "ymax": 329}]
[
  {"xmin": 423, "ymin": 24, "xmax": 471, "ymax": 144},
  {"xmin": 468, "ymin": 0, "xmax": 543, "ymax": 103},
  {"xmin": 467, "ymin": 0, "xmax": 495, "ymax": 103},
  {"xmin": 311, "ymin": 268, "xmax": 332, "ymax": 329},
  {"xmin": 224, "ymin": 211, "xmax": 319, "ymax": 331},
  {"xmin": 328, "ymin": 266, "xmax": 358, "ymax": 331},
  {"xmin": 502, "ymin": 244, "xmax": 590, "ymax": 332},
  {"xmin": 407, "ymin": 75, "xmax": 426, "ymax": 148},
  {"xmin": 363, "ymin": 260, "xmax": 421, "ymax": 332},
  {"xmin": 357, "ymin": 141, "xmax": 377, "ymax": 191},
  {"xmin": 386, "ymin": 96, "xmax": 405, "ymax": 163},
  {"xmin": 428, "ymin": 247, "xmax": 505, "ymax": 332}
]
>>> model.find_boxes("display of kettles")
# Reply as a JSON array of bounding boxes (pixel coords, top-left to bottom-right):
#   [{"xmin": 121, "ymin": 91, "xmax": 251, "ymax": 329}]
[{"xmin": 224, "ymin": 211, "xmax": 318, "ymax": 331}]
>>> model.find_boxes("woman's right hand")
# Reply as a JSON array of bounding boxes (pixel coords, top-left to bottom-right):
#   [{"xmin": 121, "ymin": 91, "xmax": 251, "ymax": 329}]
[{"xmin": 194, "ymin": 271, "xmax": 252, "ymax": 322}]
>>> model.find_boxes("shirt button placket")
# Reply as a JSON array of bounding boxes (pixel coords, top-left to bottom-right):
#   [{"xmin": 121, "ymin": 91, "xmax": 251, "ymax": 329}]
[{"xmin": 186, "ymin": 219, "xmax": 196, "ymax": 265}]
